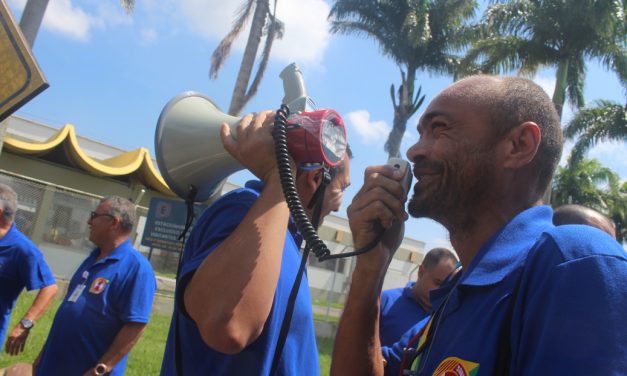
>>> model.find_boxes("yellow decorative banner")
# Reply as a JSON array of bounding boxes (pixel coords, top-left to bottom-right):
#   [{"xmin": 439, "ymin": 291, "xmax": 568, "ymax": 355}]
[{"xmin": 0, "ymin": 0, "xmax": 48, "ymax": 122}]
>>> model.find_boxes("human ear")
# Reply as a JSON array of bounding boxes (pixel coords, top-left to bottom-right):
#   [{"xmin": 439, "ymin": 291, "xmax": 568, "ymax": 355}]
[
  {"xmin": 296, "ymin": 170, "xmax": 321, "ymax": 193},
  {"xmin": 311, "ymin": 170, "xmax": 324, "ymax": 190},
  {"xmin": 502, "ymin": 122, "xmax": 541, "ymax": 168},
  {"xmin": 417, "ymin": 264, "xmax": 425, "ymax": 279}
]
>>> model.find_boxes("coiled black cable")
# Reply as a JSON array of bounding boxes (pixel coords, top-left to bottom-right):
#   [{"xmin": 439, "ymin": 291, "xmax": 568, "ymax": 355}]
[
  {"xmin": 272, "ymin": 104, "xmax": 387, "ymax": 262},
  {"xmin": 272, "ymin": 104, "xmax": 331, "ymax": 258},
  {"xmin": 270, "ymin": 104, "xmax": 387, "ymax": 375}
]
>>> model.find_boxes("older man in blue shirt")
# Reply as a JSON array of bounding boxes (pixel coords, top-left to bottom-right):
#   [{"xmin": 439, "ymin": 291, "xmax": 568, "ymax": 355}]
[{"xmin": 35, "ymin": 196, "xmax": 155, "ymax": 376}]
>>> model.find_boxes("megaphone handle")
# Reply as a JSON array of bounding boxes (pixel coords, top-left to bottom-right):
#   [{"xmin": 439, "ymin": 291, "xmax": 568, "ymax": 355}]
[{"xmin": 280, "ymin": 63, "xmax": 310, "ymax": 113}]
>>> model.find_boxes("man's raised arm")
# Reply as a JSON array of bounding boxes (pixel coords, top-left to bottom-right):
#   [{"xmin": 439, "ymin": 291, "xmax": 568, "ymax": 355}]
[{"xmin": 331, "ymin": 165, "xmax": 407, "ymax": 376}]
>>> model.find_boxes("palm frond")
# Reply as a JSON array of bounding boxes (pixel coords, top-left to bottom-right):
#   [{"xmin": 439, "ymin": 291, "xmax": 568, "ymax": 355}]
[
  {"xmin": 462, "ymin": 36, "xmax": 552, "ymax": 74},
  {"xmin": 209, "ymin": 0, "xmax": 256, "ymax": 80},
  {"xmin": 564, "ymin": 100, "xmax": 627, "ymax": 163},
  {"xmin": 120, "ymin": 0, "xmax": 135, "ymax": 14}
]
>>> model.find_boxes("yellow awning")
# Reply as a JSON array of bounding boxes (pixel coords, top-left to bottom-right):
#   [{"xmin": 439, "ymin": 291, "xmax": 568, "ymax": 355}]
[{"xmin": 4, "ymin": 124, "xmax": 175, "ymax": 196}]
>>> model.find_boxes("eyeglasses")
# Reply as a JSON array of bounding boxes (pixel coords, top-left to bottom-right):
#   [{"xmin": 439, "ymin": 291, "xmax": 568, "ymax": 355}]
[{"xmin": 90, "ymin": 211, "xmax": 115, "ymax": 220}]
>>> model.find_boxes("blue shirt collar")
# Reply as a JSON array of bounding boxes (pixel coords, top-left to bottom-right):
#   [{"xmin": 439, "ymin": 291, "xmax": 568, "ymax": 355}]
[
  {"xmin": 0, "ymin": 223, "xmax": 17, "ymax": 245},
  {"xmin": 90, "ymin": 238, "xmax": 132, "ymax": 263},
  {"xmin": 459, "ymin": 205, "xmax": 554, "ymax": 287},
  {"xmin": 245, "ymin": 179, "xmax": 265, "ymax": 191},
  {"xmin": 402, "ymin": 281, "xmax": 418, "ymax": 302}
]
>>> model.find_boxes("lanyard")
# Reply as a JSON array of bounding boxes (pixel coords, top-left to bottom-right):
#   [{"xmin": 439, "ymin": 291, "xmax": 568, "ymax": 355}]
[{"xmin": 400, "ymin": 267, "xmax": 461, "ymax": 375}]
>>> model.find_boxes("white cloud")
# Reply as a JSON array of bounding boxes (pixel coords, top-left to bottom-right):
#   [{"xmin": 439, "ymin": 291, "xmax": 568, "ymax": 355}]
[
  {"xmin": 272, "ymin": 0, "xmax": 330, "ymax": 67},
  {"xmin": 44, "ymin": 0, "xmax": 92, "ymax": 41},
  {"xmin": 9, "ymin": 0, "xmax": 133, "ymax": 42},
  {"xmin": 178, "ymin": 0, "xmax": 238, "ymax": 41},
  {"xmin": 346, "ymin": 110, "xmax": 390, "ymax": 145},
  {"xmin": 178, "ymin": 0, "xmax": 331, "ymax": 67}
]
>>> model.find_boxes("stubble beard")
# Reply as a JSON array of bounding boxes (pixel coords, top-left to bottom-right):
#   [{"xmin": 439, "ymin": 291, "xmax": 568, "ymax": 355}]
[{"xmin": 407, "ymin": 145, "xmax": 497, "ymax": 230}]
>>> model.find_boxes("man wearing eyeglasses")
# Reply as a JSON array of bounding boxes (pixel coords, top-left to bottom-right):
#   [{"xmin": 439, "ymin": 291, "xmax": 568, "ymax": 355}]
[{"xmin": 35, "ymin": 196, "xmax": 156, "ymax": 376}]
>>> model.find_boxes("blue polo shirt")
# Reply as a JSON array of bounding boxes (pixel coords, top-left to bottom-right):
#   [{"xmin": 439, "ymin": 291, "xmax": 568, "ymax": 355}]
[
  {"xmin": 398, "ymin": 206, "xmax": 627, "ymax": 375},
  {"xmin": 0, "ymin": 223, "xmax": 55, "ymax": 345},
  {"xmin": 379, "ymin": 282, "xmax": 428, "ymax": 347},
  {"xmin": 36, "ymin": 239, "xmax": 156, "ymax": 376},
  {"xmin": 161, "ymin": 180, "xmax": 319, "ymax": 376}
]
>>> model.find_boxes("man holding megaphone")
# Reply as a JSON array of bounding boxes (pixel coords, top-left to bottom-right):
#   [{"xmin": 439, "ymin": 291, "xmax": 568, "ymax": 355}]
[{"xmin": 160, "ymin": 110, "xmax": 351, "ymax": 376}]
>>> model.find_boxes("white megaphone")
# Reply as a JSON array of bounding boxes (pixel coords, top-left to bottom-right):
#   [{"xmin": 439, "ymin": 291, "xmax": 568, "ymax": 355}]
[{"xmin": 155, "ymin": 63, "xmax": 347, "ymax": 203}]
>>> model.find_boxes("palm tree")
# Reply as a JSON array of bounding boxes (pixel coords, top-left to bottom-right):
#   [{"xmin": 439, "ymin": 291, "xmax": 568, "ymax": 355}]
[
  {"xmin": 563, "ymin": 99, "xmax": 627, "ymax": 164},
  {"xmin": 462, "ymin": 0, "xmax": 626, "ymax": 118},
  {"xmin": 328, "ymin": 0, "xmax": 478, "ymax": 158},
  {"xmin": 553, "ymin": 156, "xmax": 626, "ymax": 244},
  {"xmin": 607, "ymin": 180, "xmax": 627, "ymax": 244},
  {"xmin": 209, "ymin": 0, "xmax": 284, "ymax": 116},
  {"xmin": 551, "ymin": 157, "xmax": 621, "ymax": 212}
]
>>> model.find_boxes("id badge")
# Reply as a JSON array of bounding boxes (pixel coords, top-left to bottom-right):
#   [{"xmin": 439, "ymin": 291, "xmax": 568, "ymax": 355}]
[{"xmin": 68, "ymin": 284, "xmax": 86, "ymax": 302}]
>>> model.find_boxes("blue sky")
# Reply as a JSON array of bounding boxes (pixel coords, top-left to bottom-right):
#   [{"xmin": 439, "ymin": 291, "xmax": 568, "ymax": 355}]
[{"xmin": 7, "ymin": 0, "xmax": 626, "ymax": 252}]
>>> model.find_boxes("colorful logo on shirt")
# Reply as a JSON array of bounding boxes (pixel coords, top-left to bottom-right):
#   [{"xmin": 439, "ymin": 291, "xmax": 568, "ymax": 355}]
[
  {"xmin": 89, "ymin": 277, "xmax": 109, "ymax": 294},
  {"xmin": 433, "ymin": 357, "xmax": 479, "ymax": 376}
]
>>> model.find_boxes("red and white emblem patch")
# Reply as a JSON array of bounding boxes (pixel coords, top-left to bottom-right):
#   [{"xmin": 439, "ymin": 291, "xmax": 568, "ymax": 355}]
[{"xmin": 89, "ymin": 277, "xmax": 109, "ymax": 294}]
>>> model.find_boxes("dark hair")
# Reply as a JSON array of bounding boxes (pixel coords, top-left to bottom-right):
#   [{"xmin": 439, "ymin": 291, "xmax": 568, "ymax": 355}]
[
  {"xmin": 422, "ymin": 247, "xmax": 457, "ymax": 270},
  {"xmin": 0, "ymin": 183, "xmax": 18, "ymax": 222},
  {"xmin": 102, "ymin": 196, "xmax": 136, "ymax": 233},
  {"xmin": 553, "ymin": 204, "xmax": 615, "ymax": 229},
  {"xmin": 487, "ymin": 76, "xmax": 563, "ymax": 197},
  {"xmin": 297, "ymin": 144, "xmax": 353, "ymax": 180}
]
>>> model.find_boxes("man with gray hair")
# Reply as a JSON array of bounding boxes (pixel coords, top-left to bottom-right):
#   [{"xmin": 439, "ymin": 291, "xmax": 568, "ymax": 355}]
[
  {"xmin": 35, "ymin": 196, "xmax": 156, "ymax": 376},
  {"xmin": 0, "ymin": 183, "xmax": 57, "ymax": 356}
]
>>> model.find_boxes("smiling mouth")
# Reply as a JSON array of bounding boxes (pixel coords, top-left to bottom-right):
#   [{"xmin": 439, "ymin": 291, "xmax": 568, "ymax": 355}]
[{"xmin": 413, "ymin": 173, "xmax": 440, "ymax": 191}]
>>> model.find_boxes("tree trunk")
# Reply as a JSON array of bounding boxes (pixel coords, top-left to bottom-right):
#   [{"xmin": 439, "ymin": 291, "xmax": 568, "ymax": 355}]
[
  {"xmin": 544, "ymin": 60, "xmax": 570, "ymax": 204},
  {"xmin": 228, "ymin": 0, "xmax": 269, "ymax": 116},
  {"xmin": 552, "ymin": 60, "xmax": 569, "ymax": 120},
  {"xmin": 386, "ymin": 114, "xmax": 409, "ymax": 159},
  {"xmin": 385, "ymin": 69, "xmax": 415, "ymax": 159},
  {"xmin": 18, "ymin": 0, "xmax": 50, "ymax": 47}
]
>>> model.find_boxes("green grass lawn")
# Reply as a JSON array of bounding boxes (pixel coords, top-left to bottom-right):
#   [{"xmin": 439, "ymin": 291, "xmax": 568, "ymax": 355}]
[{"xmin": 0, "ymin": 292, "xmax": 335, "ymax": 375}]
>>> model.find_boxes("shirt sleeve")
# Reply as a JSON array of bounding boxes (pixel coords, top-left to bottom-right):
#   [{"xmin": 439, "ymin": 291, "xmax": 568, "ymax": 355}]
[
  {"xmin": 117, "ymin": 259, "xmax": 156, "ymax": 323},
  {"xmin": 175, "ymin": 189, "xmax": 259, "ymax": 314},
  {"xmin": 19, "ymin": 246, "xmax": 56, "ymax": 291},
  {"xmin": 514, "ymin": 233, "xmax": 627, "ymax": 374}
]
